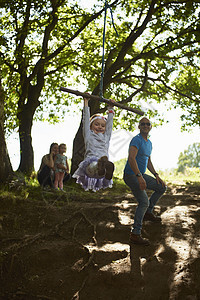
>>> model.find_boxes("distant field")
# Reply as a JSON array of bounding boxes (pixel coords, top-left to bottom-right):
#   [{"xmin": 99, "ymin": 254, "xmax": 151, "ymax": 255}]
[{"xmin": 114, "ymin": 158, "xmax": 200, "ymax": 184}]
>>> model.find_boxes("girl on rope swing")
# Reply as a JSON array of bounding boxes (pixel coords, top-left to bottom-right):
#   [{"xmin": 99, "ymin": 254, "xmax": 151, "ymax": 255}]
[{"xmin": 73, "ymin": 95, "xmax": 115, "ymax": 192}]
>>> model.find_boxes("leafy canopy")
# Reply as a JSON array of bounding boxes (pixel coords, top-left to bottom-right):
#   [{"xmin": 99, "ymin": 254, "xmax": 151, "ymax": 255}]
[
  {"xmin": 0, "ymin": 0, "xmax": 96, "ymax": 132},
  {"xmin": 77, "ymin": 0, "xmax": 200, "ymax": 129},
  {"xmin": 1, "ymin": 0, "xmax": 200, "ymax": 134}
]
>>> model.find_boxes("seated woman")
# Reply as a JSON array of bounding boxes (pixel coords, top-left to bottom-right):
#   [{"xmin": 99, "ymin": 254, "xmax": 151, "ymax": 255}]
[
  {"xmin": 37, "ymin": 143, "xmax": 59, "ymax": 188},
  {"xmin": 37, "ymin": 142, "xmax": 71, "ymax": 189}
]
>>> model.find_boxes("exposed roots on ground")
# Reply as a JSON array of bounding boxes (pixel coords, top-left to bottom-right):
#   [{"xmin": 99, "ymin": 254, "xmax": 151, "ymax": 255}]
[{"xmin": 0, "ymin": 183, "xmax": 200, "ymax": 299}]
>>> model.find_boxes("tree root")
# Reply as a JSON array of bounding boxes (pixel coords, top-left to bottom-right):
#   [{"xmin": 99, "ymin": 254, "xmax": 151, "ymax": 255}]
[
  {"xmin": 11, "ymin": 290, "xmax": 56, "ymax": 299},
  {"xmin": 55, "ymin": 210, "xmax": 97, "ymax": 246},
  {"xmin": 2, "ymin": 232, "xmax": 45, "ymax": 253},
  {"xmin": 71, "ymin": 276, "xmax": 89, "ymax": 300},
  {"xmin": 79, "ymin": 251, "xmax": 96, "ymax": 272}
]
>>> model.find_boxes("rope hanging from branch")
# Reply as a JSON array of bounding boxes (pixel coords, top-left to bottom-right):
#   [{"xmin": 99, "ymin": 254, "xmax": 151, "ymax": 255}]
[
  {"xmin": 60, "ymin": 1, "xmax": 144, "ymax": 116},
  {"xmin": 99, "ymin": 0, "xmax": 118, "ymax": 98}
]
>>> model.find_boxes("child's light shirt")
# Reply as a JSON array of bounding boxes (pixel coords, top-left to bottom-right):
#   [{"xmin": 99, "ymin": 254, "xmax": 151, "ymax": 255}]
[{"xmin": 83, "ymin": 106, "xmax": 113, "ymax": 159}]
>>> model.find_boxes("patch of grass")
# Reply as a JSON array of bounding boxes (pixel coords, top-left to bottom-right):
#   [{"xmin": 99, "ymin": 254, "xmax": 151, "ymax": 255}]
[
  {"xmin": 156, "ymin": 167, "xmax": 200, "ymax": 185},
  {"xmin": 113, "ymin": 158, "xmax": 126, "ymax": 179},
  {"xmin": 0, "ymin": 166, "xmax": 199, "ymax": 206},
  {"xmin": 0, "ymin": 175, "xmax": 130, "ymax": 206},
  {"xmin": 114, "ymin": 159, "xmax": 200, "ymax": 185}
]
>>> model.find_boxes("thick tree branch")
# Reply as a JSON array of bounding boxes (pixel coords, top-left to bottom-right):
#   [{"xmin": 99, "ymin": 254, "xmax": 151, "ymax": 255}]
[
  {"xmin": 120, "ymin": 72, "xmax": 200, "ymax": 104},
  {"xmin": 29, "ymin": 0, "xmax": 120, "ymax": 81},
  {"xmin": 123, "ymin": 61, "xmax": 148, "ymax": 103},
  {"xmin": 92, "ymin": 0, "xmax": 157, "ymax": 96},
  {"xmin": 149, "ymin": 76, "xmax": 200, "ymax": 104},
  {"xmin": 15, "ymin": 0, "xmax": 31, "ymax": 68}
]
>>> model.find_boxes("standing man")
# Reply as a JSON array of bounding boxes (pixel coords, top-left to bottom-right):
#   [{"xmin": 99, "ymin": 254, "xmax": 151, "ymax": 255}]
[{"xmin": 123, "ymin": 117, "xmax": 166, "ymax": 245}]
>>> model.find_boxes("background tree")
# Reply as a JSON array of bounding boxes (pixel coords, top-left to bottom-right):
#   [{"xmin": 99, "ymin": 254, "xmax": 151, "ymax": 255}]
[
  {"xmin": 177, "ymin": 143, "xmax": 200, "ymax": 173},
  {"xmin": 0, "ymin": 68, "xmax": 13, "ymax": 182},
  {"xmin": 1, "ymin": 0, "xmax": 200, "ymax": 177},
  {"xmin": 71, "ymin": 0, "xmax": 200, "ymax": 173},
  {"xmin": 0, "ymin": 0, "xmax": 107, "ymax": 175}
]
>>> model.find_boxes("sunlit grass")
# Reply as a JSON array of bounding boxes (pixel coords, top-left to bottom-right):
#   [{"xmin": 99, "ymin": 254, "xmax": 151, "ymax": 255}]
[
  {"xmin": 0, "ymin": 167, "xmax": 199, "ymax": 204},
  {"xmin": 157, "ymin": 167, "xmax": 200, "ymax": 185},
  {"xmin": 114, "ymin": 159, "xmax": 200, "ymax": 185}
]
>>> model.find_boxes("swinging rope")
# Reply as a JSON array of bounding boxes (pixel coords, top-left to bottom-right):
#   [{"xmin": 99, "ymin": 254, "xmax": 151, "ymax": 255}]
[
  {"xmin": 60, "ymin": 0, "xmax": 144, "ymax": 116},
  {"xmin": 99, "ymin": 0, "xmax": 119, "ymax": 99}
]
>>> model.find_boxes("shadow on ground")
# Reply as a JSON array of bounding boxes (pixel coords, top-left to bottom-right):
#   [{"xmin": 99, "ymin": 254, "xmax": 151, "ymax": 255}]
[{"xmin": 0, "ymin": 182, "xmax": 200, "ymax": 299}]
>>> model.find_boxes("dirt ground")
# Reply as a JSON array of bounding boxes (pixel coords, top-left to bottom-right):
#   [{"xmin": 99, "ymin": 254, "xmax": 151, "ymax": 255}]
[{"xmin": 0, "ymin": 181, "xmax": 200, "ymax": 300}]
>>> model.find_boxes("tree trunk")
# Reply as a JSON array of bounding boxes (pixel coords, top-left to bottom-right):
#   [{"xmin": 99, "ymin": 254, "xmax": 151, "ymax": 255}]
[
  {"xmin": 0, "ymin": 71, "xmax": 13, "ymax": 182},
  {"xmin": 71, "ymin": 118, "xmax": 85, "ymax": 175},
  {"xmin": 17, "ymin": 83, "xmax": 41, "ymax": 175},
  {"xmin": 0, "ymin": 126, "xmax": 13, "ymax": 182},
  {"xmin": 18, "ymin": 110, "xmax": 34, "ymax": 175}
]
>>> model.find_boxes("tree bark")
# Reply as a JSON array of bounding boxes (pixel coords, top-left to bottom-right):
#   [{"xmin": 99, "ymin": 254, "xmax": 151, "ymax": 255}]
[
  {"xmin": 17, "ymin": 108, "xmax": 34, "ymax": 175},
  {"xmin": 71, "ymin": 119, "xmax": 85, "ymax": 176},
  {"xmin": 17, "ymin": 82, "xmax": 41, "ymax": 175},
  {"xmin": 0, "ymin": 71, "xmax": 13, "ymax": 182}
]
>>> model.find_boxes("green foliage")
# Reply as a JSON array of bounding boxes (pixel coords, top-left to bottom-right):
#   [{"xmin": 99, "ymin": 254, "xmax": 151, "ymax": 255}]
[
  {"xmin": 162, "ymin": 167, "xmax": 200, "ymax": 185},
  {"xmin": 1, "ymin": 0, "xmax": 200, "ymax": 132},
  {"xmin": 77, "ymin": 0, "xmax": 200, "ymax": 129},
  {"xmin": 1, "ymin": 0, "xmax": 200, "ymax": 174},
  {"xmin": 113, "ymin": 158, "xmax": 127, "ymax": 179},
  {"xmin": 0, "ymin": 0, "xmax": 93, "ymax": 133},
  {"xmin": 172, "ymin": 66, "xmax": 200, "ymax": 129},
  {"xmin": 177, "ymin": 143, "xmax": 200, "ymax": 172},
  {"xmin": 114, "ymin": 160, "xmax": 200, "ymax": 186},
  {"xmin": 1, "ymin": 167, "xmax": 199, "ymax": 208}
]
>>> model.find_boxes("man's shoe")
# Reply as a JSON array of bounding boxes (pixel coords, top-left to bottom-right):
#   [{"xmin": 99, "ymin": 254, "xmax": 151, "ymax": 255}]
[
  {"xmin": 97, "ymin": 156, "xmax": 108, "ymax": 176},
  {"xmin": 129, "ymin": 233, "xmax": 150, "ymax": 246},
  {"xmin": 143, "ymin": 212, "xmax": 161, "ymax": 223},
  {"xmin": 105, "ymin": 161, "xmax": 115, "ymax": 180}
]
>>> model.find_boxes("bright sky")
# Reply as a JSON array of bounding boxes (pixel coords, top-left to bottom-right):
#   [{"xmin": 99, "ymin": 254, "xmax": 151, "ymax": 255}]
[{"xmin": 7, "ymin": 104, "xmax": 200, "ymax": 172}]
